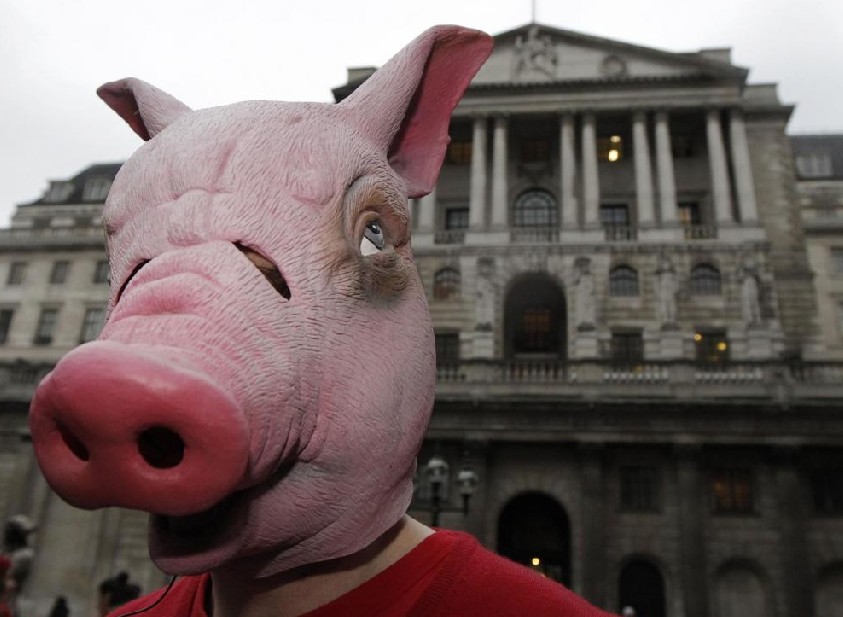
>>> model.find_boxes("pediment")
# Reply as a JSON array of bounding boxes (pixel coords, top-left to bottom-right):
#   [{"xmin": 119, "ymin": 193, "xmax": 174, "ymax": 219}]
[{"xmin": 472, "ymin": 24, "xmax": 747, "ymax": 86}]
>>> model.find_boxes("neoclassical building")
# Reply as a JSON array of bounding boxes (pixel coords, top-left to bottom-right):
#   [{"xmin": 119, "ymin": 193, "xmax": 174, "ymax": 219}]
[{"xmin": 0, "ymin": 23, "xmax": 842, "ymax": 617}]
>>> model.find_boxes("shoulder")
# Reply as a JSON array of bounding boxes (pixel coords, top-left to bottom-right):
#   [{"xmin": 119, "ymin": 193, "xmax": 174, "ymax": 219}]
[
  {"xmin": 106, "ymin": 575, "xmax": 208, "ymax": 617},
  {"xmin": 438, "ymin": 532, "xmax": 614, "ymax": 617}
]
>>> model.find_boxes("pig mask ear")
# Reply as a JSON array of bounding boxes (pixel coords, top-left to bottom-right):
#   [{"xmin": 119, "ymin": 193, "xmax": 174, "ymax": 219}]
[
  {"xmin": 341, "ymin": 26, "xmax": 493, "ymax": 198},
  {"xmin": 97, "ymin": 78, "xmax": 192, "ymax": 141}
]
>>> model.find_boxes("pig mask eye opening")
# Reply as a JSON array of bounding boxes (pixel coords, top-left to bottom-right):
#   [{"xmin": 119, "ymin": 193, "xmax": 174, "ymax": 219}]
[
  {"xmin": 115, "ymin": 259, "xmax": 150, "ymax": 304},
  {"xmin": 234, "ymin": 243, "xmax": 291, "ymax": 300}
]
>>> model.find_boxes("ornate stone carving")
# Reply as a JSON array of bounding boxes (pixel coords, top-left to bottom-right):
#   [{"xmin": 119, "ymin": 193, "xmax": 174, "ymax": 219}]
[
  {"xmin": 656, "ymin": 253, "xmax": 679, "ymax": 328},
  {"xmin": 475, "ymin": 257, "xmax": 496, "ymax": 332},
  {"xmin": 574, "ymin": 256, "xmax": 595, "ymax": 331},
  {"xmin": 740, "ymin": 256, "xmax": 763, "ymax": 326},
  {"xmin": 514, "ymin": 26, "xmax": 558, "ymax": 81}
]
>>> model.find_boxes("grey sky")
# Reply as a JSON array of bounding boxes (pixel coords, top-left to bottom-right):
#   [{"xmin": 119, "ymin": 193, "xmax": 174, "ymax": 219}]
[{"xmin": 1, "ymin": 0, "xmax": 841, "ymax": 224}]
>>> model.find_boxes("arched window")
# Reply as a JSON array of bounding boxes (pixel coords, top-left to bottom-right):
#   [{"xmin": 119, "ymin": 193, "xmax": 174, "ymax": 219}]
[
  {"xmin": 619, "ymin": 559, "xmax": 666, "ymax": 617},
  {"xmin": 433, "ymin": 268, "xmax": 460, "ymax": 300},
  {"xmin": 513, "ymin": 189, "xmax": 558, "ymax": 228},
  {"xmin": 503, "ymin": 274, "xmax": 567, "ymax": 358},
  {"xmin": 609, "ymin": 266, "xmax": 639, "ymax": 297},
  {"xmin": 691, "ymin": 263, "xmax": 721, "ymax": 295},
  {"xmin": 716, "ymin": 564, "xmax": 769, "ymax": 617}
]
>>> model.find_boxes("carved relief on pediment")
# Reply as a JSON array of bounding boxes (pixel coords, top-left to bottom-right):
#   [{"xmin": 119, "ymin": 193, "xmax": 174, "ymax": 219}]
[{"xmin": 514, "ymin": 25, "xmax": 558, "ymax": 81}]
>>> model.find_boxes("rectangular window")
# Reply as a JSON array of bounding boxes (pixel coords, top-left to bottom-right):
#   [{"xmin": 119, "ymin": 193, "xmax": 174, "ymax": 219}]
[
  {"xmin": 445, "ymin": 140, "xmax": 472, "ymax": 165},
  {"xmin": 520, "ymin": 139, "xmax": 550, "ymax": 163},
  {"xmin": 434, "ymin": 332, "xmax": 460, "ymax": 366},
  {"xmin": 445, "ymin": 208, "xmax": 469, "ymax": 230},
  {"xmin": 0, "ymin": 309, "xmax": 14, "ymax": 345},
  {"xmin": 812, "ymin": 470, "xmax": 843, "ymax": 515},
  {"xmin": 517, "ymin": 307, "xmax": 553, "ymax": 353},
  {"xmin": 34, "ymin": 308, "xmax": 59, "ymax": 346},
  {"xmin": 82, "ymin": 177, "xmax": 112, "ymax": 201},
  {"xmin": 610, "ymin": 331, "xmax": 644, "ymax": 365},
  {"xmin": 93, "ymin": 260, "xmax": 110, "ymax": 285},
  {"xmin": 796, "ymin": 152, "xmax": 833, "ymax": 178},
  {"xmin": 831, "ymin": 249, "xmax": 843, "ymax": 276},
  {"xmin": 6, "ymin": 262, "xmax": 26, "ymax": 286},
  {"xmin": 50, "ymin": 260, "xmax": 71, "ymax": 285},
  {"xmin": 711, "ymin": 468, "xmax": 753, "ymax": 514},
  {"xmin": 600, "ymin": 204, "xmax": 634, "ymax": 240},
  {"xmin": 79, "ymin": 307, "xmax": 105, "ymax": 344},
  {"xmin": 620, "ymin": 466, "xmax": 660, "ymax": 512},
  {"xmin": 597, "ymin": 134, "xmax": 624, "ymax": 162},
  {"xmin": 677, "ymin": 202, "xmax": 702, "ymax": 226},
  {"xmin": 695, "ymin": 329, "xmax": 729, "ymax": 365}
]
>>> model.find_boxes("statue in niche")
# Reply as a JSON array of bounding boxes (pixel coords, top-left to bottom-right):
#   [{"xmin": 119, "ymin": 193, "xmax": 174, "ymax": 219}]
[
  {"xmin": 656, "ymin": 253, "xmax": 678, "ymax": 328},
  {"xmin": 574, "ymin": 257, "xmax": 595, "ymax": 330},
  {"xmin": 475, "ymin": 257, "xmax": 496, "ymax": 332},
  {"xmin": 740, "ymin": 257, "xmax": 763, "ymax": 326},
  {"xmin": 515, "ymin": 25, "xmax": 558, "ymax": 80}
]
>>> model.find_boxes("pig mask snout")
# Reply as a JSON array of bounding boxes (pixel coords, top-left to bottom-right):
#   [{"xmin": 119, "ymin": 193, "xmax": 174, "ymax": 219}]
[{"xmin": 29, "ymin": 341, "xmax": 250, "ymax": 517}]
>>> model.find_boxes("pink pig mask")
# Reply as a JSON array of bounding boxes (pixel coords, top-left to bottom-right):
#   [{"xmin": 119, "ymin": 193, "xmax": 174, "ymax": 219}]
[{"xmin": 28, "ymin": 26, "xmax": 492, "ymax": 577}]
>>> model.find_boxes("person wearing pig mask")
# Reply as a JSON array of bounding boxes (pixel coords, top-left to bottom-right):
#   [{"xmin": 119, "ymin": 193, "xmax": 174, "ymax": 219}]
[{"xmin": 28, "ymin": 25, "xmax": 613, "ymax": 617}]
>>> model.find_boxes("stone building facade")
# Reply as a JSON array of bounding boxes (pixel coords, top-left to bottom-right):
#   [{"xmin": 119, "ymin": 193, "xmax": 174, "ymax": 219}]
[{"xmin": 0, "ymin": 23, "xmax": 841, "ymax": 617}]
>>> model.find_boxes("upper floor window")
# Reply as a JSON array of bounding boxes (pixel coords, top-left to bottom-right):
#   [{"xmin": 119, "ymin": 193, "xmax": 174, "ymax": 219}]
[
  {"xmin": 513, "ymin": 190, "xmax": 557, "ymax": 228},
  {"xmin": 690, "ymin": 263, "xmax": 721, "ymax": 295},
  {"xmin": 831, "ymin": 249, "xmax": 843, "ymax": 275},
  {"xmin": 609, "ymin": 265, "xmax": 639, "ymax": 297},
  {"xmin": 520, "ymin": 138, "xmax": 551, "ymax": 164},
  {"xmin": 711, "ymin": 468, "xmax": 754, "ymax": 514},
  {"xmin": 812, "ymin": 469, "xmax": 843, "ymax": 515},
  {"xmin": 34, "ymin": 308, "xmax": 59, "ymax": 346},
  {"xmin": 6, "ymin": 262, "xmax": 26, "ymax": 286},
  {"xmin": 93, "ymin": 260, "xmax": 110, "ymax": 285},
  {"xmin": 516, "ymin": 307, "xmax": 554, "ymax": 353},
  {"xmin": 796, "ymin": 152, "xmax": 832, "ymax": 178},
  {"xmin": 620, "ymin": 466, "xmax": 660, "ymax": 512},
  {"xmin": 678, "ymin": 202, "xmax": 702, "ymax": 226},
  {"xmin": 597, "ymin": 134, "xmax": 624, "ymax": 163},
  {"xmin": 433, "ymin": 268, "xmax": 460, "ymax": 300},
  {"xmin": 445, "ymin": 140, "xmax": 472, "ymax": 165},
  {"xmin": 50, "ymin": 261, "xmax": 71, "ymax": 285},
  {"xmin": 600, "ymin": 204, "xmax": 634, "ymax": 240},
  {"xmin": 434, "ymin": 331, "xmax": 460, "ymax": 367},
  {"xmin": 45, "ymin": 181, "xmax": 74, "ymax": 203},
  {"xmin": 0, "ymin": 309, "xmax": 14, "ymax": 345},
  {"xmin": 445, "ymin": 207, "xmax": 469, "ymax": 230},
  {"xmin": 610, "ymin": 330, "xmax": 644, "ymax": 365},
  {"xmin": 82, "ymin": 177, "xmax": 112, "ymax": 202},
  {"xmin": 695, "ymin": 329, "xmax": 729, "ymax": 365},
  {"xmin": 80, "ymin": 307, "xmax": 106, "ymax": 344}
]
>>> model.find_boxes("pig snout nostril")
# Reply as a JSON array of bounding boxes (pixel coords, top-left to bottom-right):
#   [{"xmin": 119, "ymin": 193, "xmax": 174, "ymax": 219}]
[
  {"xmin": 59, "ymin": 424, "xmax": 90, "ymax": 462},
  {"xmin": 137, "ymin": 427, "xmax": 186, "ymax": 469}
]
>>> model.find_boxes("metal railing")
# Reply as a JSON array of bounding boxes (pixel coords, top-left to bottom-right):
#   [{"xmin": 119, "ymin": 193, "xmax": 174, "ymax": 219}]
[
  {"xmin": 434, "ymin": 229, "xmax": 466, "ymax": 245},
  {"xmin": 683, "ymin": 225, "xmax": 718, "ymax": 240},
  {"xmin": 603, "ymin": 225, "xmax": 638, "ymax": 241}
]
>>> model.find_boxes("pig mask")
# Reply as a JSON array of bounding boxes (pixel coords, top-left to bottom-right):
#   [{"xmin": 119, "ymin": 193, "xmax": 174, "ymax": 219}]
[{"xmin": 28, "ymin": 26, "xmax": 493, "ymax": 577}]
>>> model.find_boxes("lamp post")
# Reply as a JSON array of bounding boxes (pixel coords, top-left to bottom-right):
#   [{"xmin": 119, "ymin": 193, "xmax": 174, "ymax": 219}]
[{"xmin": 423, "ymin": 454, "xmax": 478, "ymax": 527}]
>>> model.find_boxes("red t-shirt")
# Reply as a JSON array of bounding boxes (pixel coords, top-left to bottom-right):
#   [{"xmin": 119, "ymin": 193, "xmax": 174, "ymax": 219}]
[{"xmin": 109, "ymin": 531, "xmax": 613, "ymax": 617}]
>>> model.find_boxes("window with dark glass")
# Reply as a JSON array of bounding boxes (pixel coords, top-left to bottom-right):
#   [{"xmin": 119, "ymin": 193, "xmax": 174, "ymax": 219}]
[
  {"xmin": 6, "ymin": 262, "xmax": 26, "ymax": 286},
  {"xmin": 695, "ymin": 329, "xmax": 729, "ymax": 365},
  {"xmin": 82, "ymin": 177, "xmax": 112, "ymax": 201},
  {"xmin": 445, "ymin": 140, "xmax": 472, "ymax": 165},
  {"xmin": 50, "ymin": 261, "xmax": 71, "ymax": 285},
  {"xmin": 711, "ymin": 468, "xmax": 753, "ymax": 514},
  {"xmin": 812, "ymin": 469, "xmax": 843, "ymax": 515},
  {"xmin": 520, "ymin": 139, "xmax": 551, "ymax": 164},
  {"xmin": 609, "ymin": 266, "xmax": 639, "ymax": 297},
  {"xmin": 34, "ymin": 308, "xmax": 59, "ymax": 346},
  {"xmin": 93, "ymin": 260, "xmax": 110, "ymax": 285},
  {"xmin": 445, "ymin": 208, "xmax": 469, "ymax": 230},
  {"xmin": 80, "ymin": 307, "xmax": 105, "ymax": 344},
  {"xmin": 671, "ymin": 134, "xmax": 695, "ymax": 158},
  {"xmin": 513, "ymin": 190, "xmax": 557, "ymax": 228},
  {"xmin": 0, "ymin": 309, "xmax": 14, "ymax": 345},
  {"xmin": 620, "ymin": 466, "xmax": 660, "ymax": 512},
  {"xmin": 516, "ymin": 307, "xmax": 554, "ymax": 353},
  {"xmin": 433, "ymin": 268, "xmax": 460, "ymax": 300},
  {"xmin": 690, "ymin": 263, "xmax": 721, "ymax": 295},
  {"xmin": 434, "ymin": 332, "xmax": 460, "ymax": 366},
  {"xmin": 611, "ymin": 331, "xmax": 644, "ymax": 365}
]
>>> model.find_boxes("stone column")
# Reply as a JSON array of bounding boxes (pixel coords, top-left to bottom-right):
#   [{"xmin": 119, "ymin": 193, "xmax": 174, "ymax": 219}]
[
  {"xmin": 560, "ymin": 113, "xmax": 578, "ymax": 229},
  {"xmin": 469, "ymin": 116, "xmax": 488, "ymax": 231},
  {"xmin": 581, "ymin": 113, "xmax": 600, "ymax": 228},
  {"xmin": 728, "ymin": 109, "xmax": 759, "ymax": 224},
  {"xmin": 655, "ymin": 111, "xmax": 678, "ymax": 226},
  {"xmin": 675, "ymin": 445, "xmax": 708, "ymax": 617},
  {"xmin": 633, "ymin": 111, "xmax": 655, "ymax": 228},
  {"xmin": 417, "ymin": 189, "xmax": 436, "ymax": 234},
  {"xmin": 579, "ymin": 444, "xmax": 607, "ymax": 606},
  {"xmin": 774, "ymin": 448, "xmax": 813, "ymax": 617},
  {"xmin": 490, "ymin": 115, "xmax": 509, "ymax": 230},
  {"xmin": 706, "ymin": 109, "xmax": 734, "ymax": 225}
]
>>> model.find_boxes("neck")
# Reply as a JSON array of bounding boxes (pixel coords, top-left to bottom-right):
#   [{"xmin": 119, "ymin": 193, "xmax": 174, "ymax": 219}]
[{"xmin": 209, "ymin": 516, "xmax": 433, "ymax": 617}]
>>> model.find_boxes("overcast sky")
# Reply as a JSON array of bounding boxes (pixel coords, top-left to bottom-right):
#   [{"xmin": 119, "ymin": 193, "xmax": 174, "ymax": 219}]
[{"xmin": 1, "ymin": 0, "xmax": 841, "ymax": 224}]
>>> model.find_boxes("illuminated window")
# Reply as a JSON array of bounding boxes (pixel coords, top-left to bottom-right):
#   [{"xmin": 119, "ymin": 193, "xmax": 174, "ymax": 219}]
[
  {"xmin": 520, "ymin": 138, "xmax": 551, "ymax": 163},
  {"xmin": 445, "ymin": 140, "xmax": 473, "ymax": 165},
  {"xmin": 598, "ymin": 134, "xmax": 624, "ymax": 162},
  {"xmin": 620, "ymin": 466, "xmax": 660, "ymax": 512},
  {"xmin": 609, "ymin": 266, "xmax": 639, "ymax": 297},
  {"xmin": 711, "ymin": 468, "xmax": 753, "ymax": 514},
  {"xmin": 513, "ymin": 190, "xmax": 557, "ymax": 228},
  {"xmin": 695, "ymin": 329, "xmax": 729, "ymax": 365},
  {"xmin": 691, "ymin": 264, "xmax": 721, "ymax": 295},
  {"xmin": 433, "ymin": 268, "xmax": 460, "ymax": 300},
  {"xmin": 677, "ymin": 202, "xmax": 702, "ymax": 226}
]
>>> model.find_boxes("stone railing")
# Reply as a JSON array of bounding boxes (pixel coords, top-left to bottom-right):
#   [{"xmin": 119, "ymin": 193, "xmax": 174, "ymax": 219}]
[
  {"xmin": 510, "ymin": 226, "xmax": 559, "ymax": 243},
  {"xmin": 0, "ymin": 226, "xmax": 105, "ymax": 247},
  {"xmin": 603, "ymin": 225, "xmax": 638, "ymax": 241},
  {"xmin": 434, "ymin": 229, "xmax": 466, "ymax": 245},
  {"xmin": 683, "ymin": 225, "xmax": 718, "ymax": 240}
]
